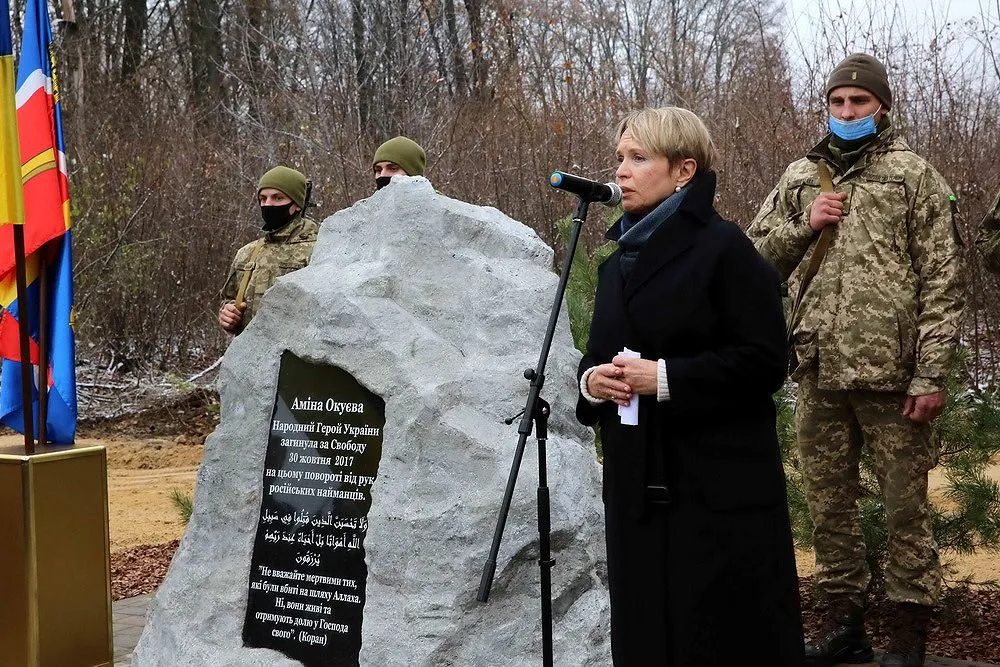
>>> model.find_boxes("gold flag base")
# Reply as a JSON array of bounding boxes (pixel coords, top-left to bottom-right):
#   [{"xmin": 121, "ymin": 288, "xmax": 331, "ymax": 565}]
[{"xmin": 0, "ymin": 443, "xmax": 113, "ymax": 666}]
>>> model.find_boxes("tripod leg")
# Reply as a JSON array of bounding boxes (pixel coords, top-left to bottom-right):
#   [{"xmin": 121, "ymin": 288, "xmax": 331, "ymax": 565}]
[{"xmin": 535, "ymin": 400, "xmax": 554, "ymax": 667}]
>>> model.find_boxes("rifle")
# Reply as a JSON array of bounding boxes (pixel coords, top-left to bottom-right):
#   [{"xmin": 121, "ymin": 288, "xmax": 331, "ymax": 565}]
[{"xmin": 301, "ymin": 179, "xmax": 313, "ymax": 220}]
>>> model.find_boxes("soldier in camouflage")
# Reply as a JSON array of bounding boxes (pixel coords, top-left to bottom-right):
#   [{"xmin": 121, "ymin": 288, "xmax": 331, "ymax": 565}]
[
  {"xmin": 218, "ymin": 166, "xmax": 319, "ymax": 335},
  {"xmin": 976, "ymin": 189, "xmax": 1000, "ymax": 273},
  {"xmin": 371, "ymin": 135, "xmax": 426, "ymax": 190},
  {"xmin": 748, "ymin": 54, "xmax": 965, "ymax": 667}
]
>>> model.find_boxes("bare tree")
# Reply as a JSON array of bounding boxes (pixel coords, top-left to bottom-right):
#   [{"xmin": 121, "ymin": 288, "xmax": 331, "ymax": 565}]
[{"xmin": 31, "ymin": 0, "xmax": 1000, "ymax": 376}]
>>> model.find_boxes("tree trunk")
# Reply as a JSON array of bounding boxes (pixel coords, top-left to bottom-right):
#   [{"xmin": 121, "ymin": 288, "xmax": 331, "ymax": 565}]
[
  {"xmin": 120, "ymin": 0, "xmax": 146, "ymax": 84},
  {"xmin": 351, "ymin": 0, "xmax": 372, "ymax": 136},
  {"xmin": 464, "ymin": 0, "xmax": 488, "ymax": 98},
  {"xmin": 443, "ymin": 0, "xmax": 468, "ymax": 97},
  {"xmin": 56, "ymin": 0, "xmax": 85, "ymax": 130},
  {"xmin": 188, "ymin": 0, "xmax": 224, "ymax": 117}
]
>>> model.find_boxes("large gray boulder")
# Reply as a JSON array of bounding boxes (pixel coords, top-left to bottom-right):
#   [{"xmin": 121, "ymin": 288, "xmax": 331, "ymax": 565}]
[{"xmin": 133, "ymin": 176, "xmax": 611, "ymax": 665}]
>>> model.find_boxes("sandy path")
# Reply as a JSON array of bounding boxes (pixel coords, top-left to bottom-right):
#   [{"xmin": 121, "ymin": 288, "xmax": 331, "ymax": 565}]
[
  {"xmin": 109, "ymin": 465, "xmax": 198, "ymax": 553},
  {"xmin": 795, "ymin": 548, "xmax": 1000, "ymax": 583},
  {"xmin": 795, "ymin": 460, "xmax": 1000, "ymax": 583},
  {"xmin": 4, "ymin": 433, "xmax": 995, "ymax": 577},
  {"xmin": 102, "ymin": 437, "xmax": 202, "ymax": 554},
  {"xmin": 0, "ymin": 435, "xmax": 202, "ymax": 554}
]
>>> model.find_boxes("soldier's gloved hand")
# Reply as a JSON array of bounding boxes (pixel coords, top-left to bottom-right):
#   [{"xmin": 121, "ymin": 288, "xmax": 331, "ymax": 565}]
[
  {"xmin": 808, "ymin": 191, "xmax": 847, "ymax": 231},
  {"xmin": 903, "ymin": 390, "xmax": 946, "ymax": 423},
  {"xmin": 219, "ymin": 302, "xmax": 245, "ymax": 334}
]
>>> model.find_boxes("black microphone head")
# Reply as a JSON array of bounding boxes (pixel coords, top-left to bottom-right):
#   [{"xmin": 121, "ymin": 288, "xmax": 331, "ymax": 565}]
[{"xmin": 549, "ymin": 171, "xmax": 622, "ymax": 206}]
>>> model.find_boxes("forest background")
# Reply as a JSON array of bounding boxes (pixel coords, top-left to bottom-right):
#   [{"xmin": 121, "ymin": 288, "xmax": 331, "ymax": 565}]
[
  {"xmin": 6, "ymin": 0, "xmax": 1000, "ymax": 644},
  {"xmin": 3, "ymin": 0, "xmax": 1000, "ymax": 381}
]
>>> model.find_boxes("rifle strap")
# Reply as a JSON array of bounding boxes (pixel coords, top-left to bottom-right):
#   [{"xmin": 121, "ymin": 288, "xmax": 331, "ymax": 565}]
[
  {"xmin": 233, "ymin": 239, "xmax": 266, "ymax": 308},
  {"xmin": 786, "ymin": 161, "xmax": 836, "ymax": 342}
]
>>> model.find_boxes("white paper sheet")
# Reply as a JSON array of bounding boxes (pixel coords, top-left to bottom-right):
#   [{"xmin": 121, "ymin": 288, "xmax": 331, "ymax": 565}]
[{"xmin": 617, "ymin": 347, "xmax": 640, "ymax": 426}]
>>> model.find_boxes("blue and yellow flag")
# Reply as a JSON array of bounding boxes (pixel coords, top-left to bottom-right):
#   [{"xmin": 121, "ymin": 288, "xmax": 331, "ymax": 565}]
[
  {"xmin": 0, "ymin": 0, "xmax": 76, "ymax": 443},
  {"xmin": 0, "ymin": 0, "xmax": 24, "ymax": 226}
]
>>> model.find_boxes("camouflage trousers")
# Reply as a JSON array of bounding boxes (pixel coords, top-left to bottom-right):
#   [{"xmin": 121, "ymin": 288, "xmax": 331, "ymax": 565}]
[{"xmin": 796, "ymin": 371, "xmax": 941, "ymax": 607}]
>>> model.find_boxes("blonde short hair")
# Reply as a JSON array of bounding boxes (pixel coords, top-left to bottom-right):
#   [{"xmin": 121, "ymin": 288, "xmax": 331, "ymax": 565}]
[{"xmin": 616, "ymin": 107, "xmax": 715, "ymax": 173}]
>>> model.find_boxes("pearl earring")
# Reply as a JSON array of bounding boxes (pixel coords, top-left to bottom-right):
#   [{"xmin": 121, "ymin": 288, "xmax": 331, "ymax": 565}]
[{"xmin": 674, "ymin": 185, "xmax": 682, "ymax": 192}]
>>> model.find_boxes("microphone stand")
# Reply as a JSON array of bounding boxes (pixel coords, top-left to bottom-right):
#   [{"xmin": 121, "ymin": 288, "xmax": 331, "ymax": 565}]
[{"xmin": 478, "ymin": 195, "xmax": 592, "ymax": 667}]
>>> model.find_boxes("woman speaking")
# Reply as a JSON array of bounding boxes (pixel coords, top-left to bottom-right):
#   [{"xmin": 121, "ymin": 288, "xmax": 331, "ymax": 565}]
[{"xmin": 576, "ymin": 107, "xmax": 804, "ymax": 665}]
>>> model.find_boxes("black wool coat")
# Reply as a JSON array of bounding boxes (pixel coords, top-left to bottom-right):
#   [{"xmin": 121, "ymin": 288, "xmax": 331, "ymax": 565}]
[{"xmin": 577, "ymin": 172, "xmax": 804, "ymax": 666}]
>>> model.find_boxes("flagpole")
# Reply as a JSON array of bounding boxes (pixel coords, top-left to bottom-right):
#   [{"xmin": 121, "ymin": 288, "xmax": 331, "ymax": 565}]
[
  {"xmin": 13, "ymin": 225, "xmax": 36, "ymax": 454},
  {"xmin": 38, "ymin": 251, "xmax": 50, "ymax": 446}
]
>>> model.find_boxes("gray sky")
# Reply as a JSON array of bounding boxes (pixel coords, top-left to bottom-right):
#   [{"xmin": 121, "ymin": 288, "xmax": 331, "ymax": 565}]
[
  {"xmin": 779, "ymin": 0, "xmax": 999, "ymax": 99},
  {"xmin": 783, "ymin": 0, "xmax": 995, "ymax": 48},
  {"xmin": 785, "ymin": 0, "xmax": 989, "ymax": 27}
]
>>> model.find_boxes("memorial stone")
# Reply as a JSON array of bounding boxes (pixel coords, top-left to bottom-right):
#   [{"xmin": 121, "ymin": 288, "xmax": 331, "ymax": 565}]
[{"xmin": 133, "ymin": 177, "xmax": 611, "ymax": 665}]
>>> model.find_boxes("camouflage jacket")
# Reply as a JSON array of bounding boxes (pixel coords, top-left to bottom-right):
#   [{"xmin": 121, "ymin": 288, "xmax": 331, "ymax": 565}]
[
  {"xmin": 976, "ymin": 189, "xmax": 1000, "ymax": 273},
  {"xmin": 220, "ymin": 215, "xmax": 319, "ymax": 334},
  {"xmin": 747, "ymin": 130, "xmax": 964, "ymax": 395}
]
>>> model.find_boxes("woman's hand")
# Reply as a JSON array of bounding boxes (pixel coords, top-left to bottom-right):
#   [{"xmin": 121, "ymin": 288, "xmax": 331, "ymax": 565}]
[
  {"xmin": 586, "ymin": 364, "xmax": 634, "ymax": 406},
  {"xmin": 612, "ymin": 355, "xmax": 658, "ymax": 396}
]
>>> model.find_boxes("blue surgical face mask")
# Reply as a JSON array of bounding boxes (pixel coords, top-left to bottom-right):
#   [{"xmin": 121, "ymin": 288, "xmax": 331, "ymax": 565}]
[{"xmin": 829, "ymin": 105, "xmax": 882, "ymax": 141}]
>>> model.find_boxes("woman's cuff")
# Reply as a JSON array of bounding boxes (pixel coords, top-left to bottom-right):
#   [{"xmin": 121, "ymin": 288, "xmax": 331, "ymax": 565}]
[
  {"xmin": 580, "ymin": 367, "xmax": 606, "ymax": 406},
  {"xmin": 657, "ymin": 358, "xmax": 670, "ymax": 401}
]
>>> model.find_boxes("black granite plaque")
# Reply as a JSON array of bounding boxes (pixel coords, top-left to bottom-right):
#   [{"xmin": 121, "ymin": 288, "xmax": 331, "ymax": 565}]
[{"xmin": 243, "ymin": 351, "xmax": 385, "ymax": 666}]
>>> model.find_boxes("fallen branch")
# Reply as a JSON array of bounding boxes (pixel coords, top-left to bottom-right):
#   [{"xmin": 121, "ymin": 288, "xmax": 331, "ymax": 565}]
[
  {"xmin": 78, "ymin": 381, "xmax": 132, "ymax": 390},
  {"xmin": 187, "ymin": 359, "xmax": 221, "ymax": 383}
]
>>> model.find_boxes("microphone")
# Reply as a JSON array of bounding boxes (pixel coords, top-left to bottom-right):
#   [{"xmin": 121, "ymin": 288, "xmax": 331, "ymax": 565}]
[{"xmin": 549, "ymin": 171, "xmax": 622, "ymax": 206}]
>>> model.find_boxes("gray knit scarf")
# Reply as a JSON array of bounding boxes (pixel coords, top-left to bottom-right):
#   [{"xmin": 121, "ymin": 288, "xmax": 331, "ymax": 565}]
[{"xmin": 618, "ymin": 185, "xmax": 690, "ymax": 282}]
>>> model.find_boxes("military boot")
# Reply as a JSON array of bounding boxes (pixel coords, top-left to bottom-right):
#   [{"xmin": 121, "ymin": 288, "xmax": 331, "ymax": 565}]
[
  {"xmin": 879, "ymin": 602, "xmax": 931, "ymax": 667},
  {"xmin": 804, "ymin": 597, "xmax": 874, "ymax": 666}
]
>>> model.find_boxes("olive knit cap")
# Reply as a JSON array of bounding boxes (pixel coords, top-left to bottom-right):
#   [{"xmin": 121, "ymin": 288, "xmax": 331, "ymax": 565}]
[
  {"xmin": 257, "ymin": 166, "xmax": 307, "ymax": 208},
  {"xmin": 826, "ymin": 53, "xmax": 892, "ymax": 109},
  {"xmin": 372, "ymin": 136, "xmax": 426, "ymax": 176}
]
